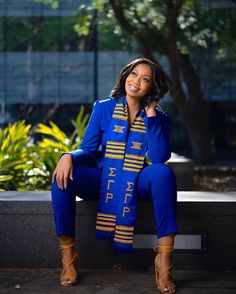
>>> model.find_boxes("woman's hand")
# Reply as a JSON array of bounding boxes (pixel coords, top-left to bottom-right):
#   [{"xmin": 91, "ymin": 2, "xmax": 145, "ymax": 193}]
[
  {"xmin": 52, "ymin": 154, "xmax": 73, "ymax": 190},
  {"xmin": 145, "ymin": 100, "xmax": 157, "ymax": 117}
]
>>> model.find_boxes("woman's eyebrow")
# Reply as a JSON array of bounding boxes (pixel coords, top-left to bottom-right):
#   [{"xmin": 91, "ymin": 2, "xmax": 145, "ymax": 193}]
[
  {"xmin": 134, "ymin": 70, "xmax": 151, "ymax": 78},
  {"xmin": 132, "ymin": 68, "xmax": 152, "ymax": 78},
  {"xmin": 140, "ymin": 73, "xmax": 151, "ymax": 78}
]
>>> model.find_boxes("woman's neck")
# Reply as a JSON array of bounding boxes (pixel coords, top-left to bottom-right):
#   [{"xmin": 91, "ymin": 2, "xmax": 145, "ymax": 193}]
[
  {"xmin": 126, "ymin": 96, "xmax": 141, "ymax": 128},
  {"xmin": 126, "ymin": 96, "xmax": 140, "ymax": 112}
]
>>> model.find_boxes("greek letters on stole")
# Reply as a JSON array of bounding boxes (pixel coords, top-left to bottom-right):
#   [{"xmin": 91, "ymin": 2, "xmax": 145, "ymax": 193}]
[{"xmin": 95, "ymin": 97, "xmax": 148, "ymax": 252}]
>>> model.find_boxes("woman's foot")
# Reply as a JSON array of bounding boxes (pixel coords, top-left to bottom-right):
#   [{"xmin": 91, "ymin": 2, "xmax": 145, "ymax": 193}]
[
  {"xmin": 60, "ymin": 242, "xmax": 79, "ymax": 287},
  {"xmin": 154, "ymin": 245, "xmax": 176, "ymax": 293}
]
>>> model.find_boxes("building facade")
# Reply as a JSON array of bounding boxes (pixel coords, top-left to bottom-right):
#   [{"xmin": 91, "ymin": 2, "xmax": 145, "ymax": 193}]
[{"xmin": 0, "ymin": 0, "xmax": 235, "ymax": 152}]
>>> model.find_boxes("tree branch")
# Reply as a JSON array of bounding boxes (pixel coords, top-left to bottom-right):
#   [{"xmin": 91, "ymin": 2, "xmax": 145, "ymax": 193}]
[{"xmin": 109, "ymin": 0, "xmax": 163, "ymax": 60}]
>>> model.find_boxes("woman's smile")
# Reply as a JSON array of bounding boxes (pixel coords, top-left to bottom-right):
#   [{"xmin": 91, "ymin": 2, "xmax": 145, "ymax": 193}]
[
  {"xmin": 125, "ymin": 63, "xmax": 153, "ymax": 101},
  {"xmin": 128, "ymin": 83, "xmax": 140, "ymax": 92}
]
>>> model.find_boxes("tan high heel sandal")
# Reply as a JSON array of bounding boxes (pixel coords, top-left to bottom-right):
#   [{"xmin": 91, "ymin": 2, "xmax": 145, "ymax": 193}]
[
  {"xmin": 60, "ymin": 243, "xmax": 79, "ymax": 287},
  {"xmin": 154, "ymin": 245, "xmax": 176, "ymax": 293}
]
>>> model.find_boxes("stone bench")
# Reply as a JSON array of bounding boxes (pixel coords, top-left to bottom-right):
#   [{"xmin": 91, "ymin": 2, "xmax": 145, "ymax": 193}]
[{"xmin": 0, "ymin": 191, "xmax": 236, "ymax": 270}]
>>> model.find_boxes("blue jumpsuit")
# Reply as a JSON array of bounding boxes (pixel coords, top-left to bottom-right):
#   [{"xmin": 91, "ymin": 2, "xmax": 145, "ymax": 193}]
[{"xmin": 51, "ymin": 98, "xmax": 178, "ymax": 239}]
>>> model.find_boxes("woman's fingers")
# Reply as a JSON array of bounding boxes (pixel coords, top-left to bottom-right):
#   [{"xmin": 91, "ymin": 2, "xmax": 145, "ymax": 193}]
[
  {"xmin": 56, "ymin": 168, "xmax": 72, "ymax": 190},
  {"xmin": 56, "ymin": 173, "xmax": 63, "ymax": 190},
  {"xmin": 63, "ymin": 173, "xmax": 69, "ymax": 190},
  {"xmin": 64, "ymin": 166, "xmax": 73, "ymax": 189},
  {"xmin": 69, "ymin": 167, "xmax": 73, "ymax": 182},
  {"xmin": 57, "ymin": 171, "xmax": 67, "ymax": 190},
  {"xmin": 52, "ymin": 154, "xmax": 73, "ymax": 190}
]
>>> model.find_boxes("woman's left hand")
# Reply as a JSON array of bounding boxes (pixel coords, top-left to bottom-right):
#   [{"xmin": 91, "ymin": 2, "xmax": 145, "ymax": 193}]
[{"xmin": 145, "ymin": 100, "xmax": 157, "ymax": 117}]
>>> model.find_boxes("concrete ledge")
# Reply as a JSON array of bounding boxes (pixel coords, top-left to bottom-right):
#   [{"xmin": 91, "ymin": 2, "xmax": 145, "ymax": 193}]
[{"xmin": 0, "ymin": 191, "xmax": 236, "ymax": 270}]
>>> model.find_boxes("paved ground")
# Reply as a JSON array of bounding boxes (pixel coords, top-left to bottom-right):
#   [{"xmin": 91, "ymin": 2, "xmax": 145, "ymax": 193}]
[{"xmin": 0, "ymin": 268, "xmax": 236, "ymax": 294}]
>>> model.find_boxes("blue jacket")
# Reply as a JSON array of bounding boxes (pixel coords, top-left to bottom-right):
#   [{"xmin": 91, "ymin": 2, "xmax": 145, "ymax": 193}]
[{"xmin": 69, "ymin": 97, "xmax": 171, "ymax": 167}]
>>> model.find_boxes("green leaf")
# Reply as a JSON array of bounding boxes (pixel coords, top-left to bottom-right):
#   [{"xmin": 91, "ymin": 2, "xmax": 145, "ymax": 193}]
[{"xmin": 0, "ymin": 106, "xmax": 89, "ymax": 191}]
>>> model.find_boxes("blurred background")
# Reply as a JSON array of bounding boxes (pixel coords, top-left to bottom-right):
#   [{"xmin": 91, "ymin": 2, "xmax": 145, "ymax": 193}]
[{"xmin": 0, "ymin": 0, "xmax": 236, "ymax": 190}]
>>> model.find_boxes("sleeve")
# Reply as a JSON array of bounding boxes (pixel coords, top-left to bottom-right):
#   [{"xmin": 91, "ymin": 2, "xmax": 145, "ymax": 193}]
[
  {"xmin": 68, "ymin": 100, "xmax": 102, "ymax": 164},
  {"xmin": 144, "ymin": 110, "xmax": 171, "ymax": 163}
]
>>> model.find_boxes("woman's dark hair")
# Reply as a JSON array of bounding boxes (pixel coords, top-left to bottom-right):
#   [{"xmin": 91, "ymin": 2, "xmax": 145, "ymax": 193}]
[{"xmin": 110, "ymin": 58, "xmax": 170, "ymax": 108}]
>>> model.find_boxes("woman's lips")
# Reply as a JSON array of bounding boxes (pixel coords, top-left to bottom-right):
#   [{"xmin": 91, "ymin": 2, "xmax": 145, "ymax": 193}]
[{"xmin": 128, "ymin": 84, "xmax": 140, "ymax": 92}]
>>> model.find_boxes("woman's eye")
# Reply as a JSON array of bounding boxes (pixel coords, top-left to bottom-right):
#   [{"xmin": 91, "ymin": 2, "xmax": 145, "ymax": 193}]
[
  {"xmin": 131, "ymin": 71, "xmax": 136, "ymax": 76},
  {"xmin": 143, "ymin": 78, "xmax": 149, "ymax": 83}
]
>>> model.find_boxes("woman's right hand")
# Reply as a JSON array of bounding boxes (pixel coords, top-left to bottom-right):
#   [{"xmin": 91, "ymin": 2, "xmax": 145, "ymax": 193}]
[{"xmin": 52, "ymin": 154, "xmax": 73, "ymax": 190}]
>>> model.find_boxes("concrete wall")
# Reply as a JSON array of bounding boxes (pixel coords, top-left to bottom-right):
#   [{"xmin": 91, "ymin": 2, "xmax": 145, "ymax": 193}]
[{"xmin": 1, "ymin": 191, "xmax": 236, "ymax": 270}]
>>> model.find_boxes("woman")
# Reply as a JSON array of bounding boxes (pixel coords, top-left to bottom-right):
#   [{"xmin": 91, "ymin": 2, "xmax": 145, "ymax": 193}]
[{"xmin": 51, "ymin": 58, "xmax": 178, "ymax": 293}]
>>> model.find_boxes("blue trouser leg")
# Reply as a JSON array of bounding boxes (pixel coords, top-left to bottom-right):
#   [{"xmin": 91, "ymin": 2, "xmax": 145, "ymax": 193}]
[
  {"xmin": 51, "ymin": 164, "xmax": 102, "ymax": 237},
  {"xmin": 51, "ymin": 162, "xmax": 177, "ymax": 238},
  {"xmin": 137, "ymin": 163, "xmax": 178, "ymax": 238}
]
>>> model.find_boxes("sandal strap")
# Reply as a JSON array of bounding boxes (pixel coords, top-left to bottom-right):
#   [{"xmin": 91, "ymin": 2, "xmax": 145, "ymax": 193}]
[
  {"xmin": 60, "ymin": 252, "xmax": 78, "ymax": 278},
  {"xmin": 157, "ymin": 262, "xmax": 173, "ymax": 279},
  {"xmin": 60, "ymin": 243, "xmax": 75, "ymax": 250},
  {"xmin": 60, "ymin": 243, "xmax": 79, "ymax": 280},
  {"xmin": 154, "ymin": 245, "xmax": 173, "ymax": 253},
  {"xmin": 162, "ymin": 279, "xmax": 176, "ymax": 288}
]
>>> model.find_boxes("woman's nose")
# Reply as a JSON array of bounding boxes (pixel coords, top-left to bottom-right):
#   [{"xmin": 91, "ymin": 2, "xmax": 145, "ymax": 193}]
[{"xmin": 133, "ymin": 76, "xmax": 141, "ymax": 84}]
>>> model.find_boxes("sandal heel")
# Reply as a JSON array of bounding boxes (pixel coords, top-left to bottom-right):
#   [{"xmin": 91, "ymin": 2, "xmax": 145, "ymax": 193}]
[{"xmin": 154, "ymin": 245, "xmax": 176, "ymax": 293}]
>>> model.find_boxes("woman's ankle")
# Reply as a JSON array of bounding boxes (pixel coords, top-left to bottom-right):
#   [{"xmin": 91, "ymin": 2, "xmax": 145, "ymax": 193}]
[
  {"xmin": 157, "ymin": 234, "xmax": 175, "ymax": 247},
  {"xmin": 59, "ymin": 235, "xmax": 75, "ymax": 246}
]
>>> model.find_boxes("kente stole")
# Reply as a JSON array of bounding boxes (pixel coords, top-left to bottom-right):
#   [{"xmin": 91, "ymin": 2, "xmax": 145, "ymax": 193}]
[{"xmin": 95, "ymin": 97, "xmax": 147, "ymax": 252}]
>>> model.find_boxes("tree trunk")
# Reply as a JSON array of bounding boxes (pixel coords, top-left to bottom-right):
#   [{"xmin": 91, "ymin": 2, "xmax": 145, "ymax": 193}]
[
  {"xmin": 188, "ymin": 115, "xmax": 213, "ymax": 164},
  {"xmin": 162, "ymin": 0, "xmax": 213, "ymax": 164},
  {"xmin": 167, "ymin": 51, "xmax": 213, "ymax": 164},
  {"xmin": 179, "ymin": 53, "xmax": 213, "ymax": 164}
]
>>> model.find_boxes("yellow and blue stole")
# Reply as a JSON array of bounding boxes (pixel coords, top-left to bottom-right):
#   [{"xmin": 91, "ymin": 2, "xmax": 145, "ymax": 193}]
[{"xmin": 96, "ymin": 97, "xmax": 147, "ymax": 252}]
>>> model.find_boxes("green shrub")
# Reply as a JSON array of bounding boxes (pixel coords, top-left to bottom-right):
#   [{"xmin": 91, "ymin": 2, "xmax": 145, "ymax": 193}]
[
  {"xmin": 35, "ymin": 106, "xmax": 89, "ymax": 189},
  {"xmin": 0, "ymin": 120, "xmax": 42, "ymax": 191},
  {"xmin": 0, "ymin": 106, "xmax": 89, "ymax": 191}
]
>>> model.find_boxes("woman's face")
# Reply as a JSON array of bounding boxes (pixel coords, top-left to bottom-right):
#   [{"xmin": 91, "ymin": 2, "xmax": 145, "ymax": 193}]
[{"xmin": 125, "ymin": 63, "xmax": 153, "ymax": 101}]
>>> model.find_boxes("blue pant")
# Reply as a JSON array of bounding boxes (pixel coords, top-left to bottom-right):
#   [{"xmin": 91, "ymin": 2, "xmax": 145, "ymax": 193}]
[{"xmin": 51, "ymin": 161, "xmax": 178, "ymax": 239}]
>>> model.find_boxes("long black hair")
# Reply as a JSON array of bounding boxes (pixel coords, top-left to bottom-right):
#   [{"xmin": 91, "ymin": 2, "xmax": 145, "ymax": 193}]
[{"xmin": 110, "ymin": 58, "xmax": 170, "ymax": 108}]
